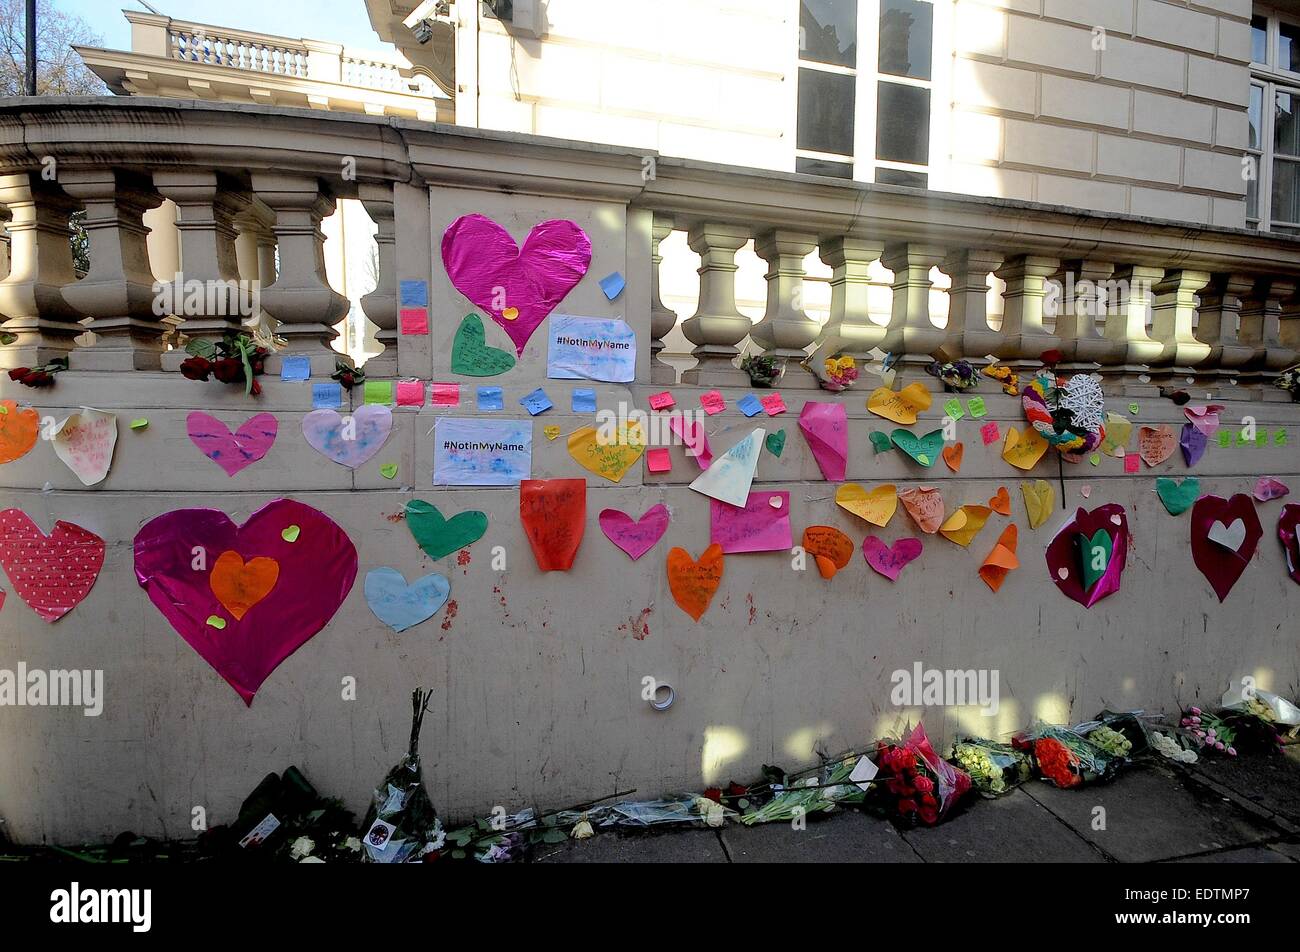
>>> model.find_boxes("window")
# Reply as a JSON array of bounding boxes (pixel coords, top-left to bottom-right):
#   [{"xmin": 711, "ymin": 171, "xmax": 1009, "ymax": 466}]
[
  {"xmin": 796, "ymin": 0, "xmax": 936, "ymax": 186},
  {"xmin": 1248, "ymin": 7, "xmax": 1300, "ymax": 232}
]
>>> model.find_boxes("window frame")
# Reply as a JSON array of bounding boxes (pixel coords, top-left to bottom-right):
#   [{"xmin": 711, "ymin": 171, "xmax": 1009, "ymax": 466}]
[{"xmin": 1249, "ymin": 6, "xmax": 1300, "ymax": 231}]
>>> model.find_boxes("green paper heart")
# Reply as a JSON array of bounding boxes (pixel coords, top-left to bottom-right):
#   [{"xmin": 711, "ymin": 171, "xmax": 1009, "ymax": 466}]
[
  {"xmin": 1077, "ymin": 529, "xmax": 1113, "ymax": 591},
  {"xmin": 765, "ymin": 429, "xmax": 786, "ymax": 458},
  {"xmin": 281, "ymin": 525, "xmax": 300, "ymax": 543},
  {"xmin": 890, "ymin": 428, "xmax": 945, "ymax": 467},
  {"xmin": 869, "ymin": 431, "xmax": 894, "ymax": 454},
  {"xmin": 451, "ymin": 313, "xmax": 516, "ymax": 377},
  {"xmin": 406, "ymin": 499, "xmax": 488, "ymax": 560},
  {"xmin": 1155, "ymin": 476, "xmax": 1200, "ymax": 516},
  {"xmin": 380, "ymin": 462, "xmax": 398, "ymax": 479},
  {"xmin": 206, "ymin": 615, "xmax": 226, "ymax": 630}
]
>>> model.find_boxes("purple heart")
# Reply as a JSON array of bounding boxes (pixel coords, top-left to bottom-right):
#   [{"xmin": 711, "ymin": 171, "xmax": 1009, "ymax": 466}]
[
  {"xmin": 134, "ymin": 499, "xmax": 358, "ymax": 705},
  {"xmin": 186, "ymin": 411, "xmax": 278, "ymax": 476},
  {"xmin": 441, "ymin": 214, "xmax": 592, "ymax": 356},
  {"xmin": 1045, "ymin": 504, "xmax": 1129, "ymax": 608},
  {"xmin": 1180, "ymin": 422, "xmax": 1207, "ymax": 467},
  {"xmin": 599, "ymin": 504, "xmax": 671, "ymax": 560},
  {"xmin": 302, "ymin": 404, "xmax": 392, "ymax": 469},
  {"xmin": 862, "ymin": 535, "xmax": 923, "ymax": 581}
]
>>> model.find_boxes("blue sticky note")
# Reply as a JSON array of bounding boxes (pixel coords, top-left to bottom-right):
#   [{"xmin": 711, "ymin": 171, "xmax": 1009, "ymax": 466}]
[
  {"xmin": 572, "ymin": 388, "xmax": 597, "ymax": 413},
  {"xmin": 280, "ymin": 355, "xmax": 310, "ymax": 382},
  {"xmin": 399, "ymin": 280, "xmax": 428, "ymax": 307},
  {"xmin": 312, "ymin": 382, "xmax": 342, "ymax": 409},
  {"xmin": 519, "ymin": 387, "xmax": 554, "ymax": 416},
  {"xmin": 599, "ymin": 271, "xmax": 625, "ymax": 301},
  {"xmin": 737, "ymin": 394, "xmax": 763, "ymax": 417},
  {"xmin": 477, "ymin": 386, "xmax": 503, "ymax": 411}
]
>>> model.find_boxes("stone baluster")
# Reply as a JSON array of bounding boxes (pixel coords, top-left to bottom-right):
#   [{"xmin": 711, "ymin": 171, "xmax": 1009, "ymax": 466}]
[
  {"xmin": 749, "ymin": 229, "xmax": 820, "ymax": 387},
  {"xmin": 1052, "ymin": 260, "xmax": 1115, "ymax": 370},
  {"xmin": 878, "ymin": 242, "xmax": 946, "ymax": 380},
  {"xmin": 1098, "ymin": 264, "xmax": 1164, "ymax": 386},
  {"xmin": 991, "ymin": 254, "xmax": 1061, "ymax": 367},
  {"xmin": 359, "ymin": 182, "xmax": 397, "ymax": 376},
  {"xmin": 0, "ymin": 205, "xmax": 11, "ymax": 280},
  {"xmin": 58, "ymin": 169, "xmax": 168, "ymax": 371},
  {"xmin": 936, "ymin": 249, "xmax": 1003, "ymax": 363},
  {"xmin": 1147, "ymin": 268, "xmax": 1211, "ymax": 380},
  {"xmin": 251, "ymin": 173, "xmax": 351, "ymax": 374},
  {"xmin": 154, "ymin": 171, "xmax": 251, "ymax": 370},
  {"xmin": 0, "ymin": 172, "xmax": 82, "ymax": 368},
  {"xmin": 233, "ymin": 201, "xmax": 278, "ymax": 343},
  {"xmin": 1280, "ymin": 287, "xmax": 1300, "ymax": 362},
  {"xmin": 1194, "ymin": 274, "xmax": 1257, "ymax": 387},
  {"xmin": 1239, "ymin": 276, "xmax": 1298, "ymax": 385},
  {"xmin": 680, "ymin": 223, "xmax": 751, "ymax": 386},
  {"xmin": 649, "ymin": 214, "xmax": 678, "ymax": 384},
  {"xmin": 809, "ymin": 237, "xmax": 886, "ymax": 368}
]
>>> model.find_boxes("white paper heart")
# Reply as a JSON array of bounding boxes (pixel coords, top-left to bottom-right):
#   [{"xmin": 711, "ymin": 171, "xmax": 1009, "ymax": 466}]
[{"xmin": 1207, "ymin": 518, "xmax": 1247, "ymax": 552}]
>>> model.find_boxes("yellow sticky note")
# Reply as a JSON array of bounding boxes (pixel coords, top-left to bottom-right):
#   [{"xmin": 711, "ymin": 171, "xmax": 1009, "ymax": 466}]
[
  {"xmin": 566, "ymin": 422, "xmax": 645, "ymax": 483},
  {"xmin": 1020, "ymin": 479, "xmax": 1055, "ymax": 530},
  {"xmin": 1002, "ymin": 426, "xmax": 1049, "ymax": 471},
  {"xmin": 867, "ymin": 382, "xmax": 932, "ymax": 425},
  {"xmin": 1100, "ymin": 413, "xmax": 1133, "ymax": 458},
  {"xmin": 836, "ymin": 483, "xmax": 897, "ymax": 527},
  {"xmin": 544, "ymin": 425, "xmax": 561, "ymax": 441},
  {"xmin": 939, "ymin": 504, "xmax": 993, "ymax": 547}
]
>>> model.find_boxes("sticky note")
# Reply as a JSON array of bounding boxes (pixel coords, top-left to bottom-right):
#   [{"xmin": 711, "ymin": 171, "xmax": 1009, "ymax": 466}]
[
  {"xmin": 312, "ymin": 382, "xmax": 342, "ymax": 409},
  {"xmin": 700, "ymin": 390, "xmax": 726, "ymax": 415},
  {"xmin": 760, "ymin": 393, "xmax": 786, "ymax": 416},
  {"xmin": 396, "ymin": 380, "xmax": 425, "ymax": 406},
  {"xmin": 544, "ymin": 425, "xmax": 561, "ymax": 440},
  {"xmin": 399, "ymin": 280, "xmax": 428, "ymax": 307},
  {"xmin": 129, "ymin": 418, "xmax": 149, "ymax": 430},
  {"xmin": 520, "ymin": 388, "xmax": 553, "ymax": 416},
  {"xmin": 1128, "ymin": 403, "xmax": 1140, "ymax": 415},
  {"xmin": 737, "ymin": 394, "xmax": 763, "ymax": 417},
  {"xmin": 572, "ymin": 389, "xmax": 597, "ymax": 413},
  {"xmin": 400, "ymin": 308, "xmax": 429, "ymax": 335},
  {"xmin": 280, "ymin": 355, "xmax": 310, "ymax": 381},
  {"xmin": 967, "ymin": 397, "xmax": 987, "ymax": 419},
  {"xmin": 1218, "ymin": 431, "xmax": 1232, "ymax": 448},
  {"xmin": 599, "ymin": 272, "xmax": 626, "ymax": 301},
  {"xmin": 476, "ymin": 387, "xmax": 503, "ymax": 411},
  {"xmin": 1124, "ymin": 453, "xmax": 1140, "ymax": 473},
  {"xmin": 1276, "ymin": 428, "xmax": 1288, "ymax": 445},
  {"xmin": 364, "ymin": 380, "xmax": 393, "ymax": 405},
  {"xmin": 649, "ymin": 391, "xmax": 675, "ymax": 411},
  {"xmin": 431, "ymin": 383, "xmax": 460, "ymax": 407},
  {"xmin": 944, "ymin": 398, "xmax": 964, "ymax": 421},
  {"xmin": 980, "ymin": 421, "xmax": 1000, "ymax": 445},
  {"xmin": 646, "ymin": 448, "xmax": 671, "ymax": 473}
]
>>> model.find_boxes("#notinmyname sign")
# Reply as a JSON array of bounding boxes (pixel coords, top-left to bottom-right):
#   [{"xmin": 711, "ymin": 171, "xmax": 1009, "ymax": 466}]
[
  {"xmin": 433, "ymin": 418, "xmax": 533, "ymax": 486},
  {"xmin": 546, "ymin": 314, "xmax": 636, "ymax": 382}
]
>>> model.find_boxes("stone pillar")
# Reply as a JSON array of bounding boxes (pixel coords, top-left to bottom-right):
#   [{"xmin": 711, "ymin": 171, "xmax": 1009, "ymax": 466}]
[
  {"xmin": 1239, "ymin": 276, "xmax": 1298, "ymax": 385},
  {"xmin": 251, "ymin": 173, "xmax": 351, "ymax": 374},
  {"xmin": 992, "ymin": 254, "xmax": 1061, "ymax": 367},
  {"xmin": 1194, "ymin": 273, "xmax": 1257, "ymax": 387},
  {"xmin": 1148, "ymin": 268, "xmax": 1211, "ymax": 379},
  {"xmin": 0, "ymin": 172, "xmax": 82, "ymax": 368},
  {"xmin": 359, "ymin": 182, "xmax": 397, "ymax": 376},
  {"xmin": 680, "ymin": 223, "xmax": 751, "ymax": 386},
  {"xmin": 936, "ymin": 249, "xmax": 1002, "ymax": 363},
  {"xmin": 142, "ymin": 199, "xmax": 179, "ymax": 284},
  {"xmin": 153, "ymin": 171, "xmax": 251, "ymax": 370},
  {"xmin": 649, "ymin": 214, "xmax": 678, "ymax": 385},
  {"xmin": 1098, "ymin": 264, "xmax": 1164, "ymax": 387},
  {"xmin": 58, "ymin": 169, "xmax": 168, "ymax": 371},
  {"xmin": 749, "ymin": 229, "xmax": 820, "ymax": 386},
  {"xmin": 809, "ymin": 237, "xmax": 886, "ymax": 367},
  {"xmin": 1052, "ymin": 260, "xmax": 1117, "ymax": 370},
  {"xmin": 878, "ymin": 242, "xmax": 946, "ymax": 380}
]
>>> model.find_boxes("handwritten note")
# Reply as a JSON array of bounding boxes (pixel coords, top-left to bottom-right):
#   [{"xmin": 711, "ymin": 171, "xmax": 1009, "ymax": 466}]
[
  {"xmin": 52, "ymin": 408, "xmax": 117, "ymax": 486},
  {"xmin": 433, "ymin": 418, "xmax": 532, "ymax": 486},
  {"xmin": 649, "ymin": 391, "xmax": 675, "ymax": 411},
  {"xmin": 520, "ymin": 478, "xmax": 586, "ymax": 571},
  {"xmin": 700, "ymin": 390, "xmax": 726, "ymax": 415},
  {"xmin": 709, "ymin": 491, "xmax": 792, "ymax": 553},
  {"xmin": 400, "ymin": 308, "xmax": 429, "ymax": 335},
  {"xmin": 546, "ymin": 315, "xmax": 636, "ymax": 382}
]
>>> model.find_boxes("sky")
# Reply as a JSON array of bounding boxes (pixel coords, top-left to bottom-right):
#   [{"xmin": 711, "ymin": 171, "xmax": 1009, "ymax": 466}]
[{"xmin": 57, "ymin": 0, "xmax": 385, "ymax": 53}]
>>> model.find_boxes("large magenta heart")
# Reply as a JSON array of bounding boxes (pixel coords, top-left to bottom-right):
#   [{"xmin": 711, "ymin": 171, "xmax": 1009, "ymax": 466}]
[
  {"xmin": 1190, "ymin": 494, "xmax": 1261, "ymax": 602},
  {"xmin": 1277, "ymin": 504, "xmax": 1300, "ymax": 585},
  {"xmin": 133, "ymin": 498, "xmax": 357, "ymax": 705},
  {"xmin": 1045, "ymin": 504, "xmax": 1129, "ymax": 609},
  {"xmin": 441, "ymin": 213, "xmax": 592, "ymax": 356}
]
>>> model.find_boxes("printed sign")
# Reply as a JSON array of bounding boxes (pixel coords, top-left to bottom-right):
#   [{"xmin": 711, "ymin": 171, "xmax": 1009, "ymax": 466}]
[
  {"xmin": 546, "ymin": 314, "xmax": 636, "ymax": 382},
  {"xmin": 433, "ymin": 418, "xmax": 532, "ymax": 486}
]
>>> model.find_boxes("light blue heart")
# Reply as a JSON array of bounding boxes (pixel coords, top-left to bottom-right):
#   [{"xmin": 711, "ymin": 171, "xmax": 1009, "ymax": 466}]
[{"xmin": 364, "ymin": 567, "xmax": 450, "ymax": 633}]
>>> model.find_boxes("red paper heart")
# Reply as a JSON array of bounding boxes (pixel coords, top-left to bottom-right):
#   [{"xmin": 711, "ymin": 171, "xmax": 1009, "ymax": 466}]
[
  {"xmin": 0, "ymin": 509, "xmax": 104, "ymax": 622},
  {"xmin": 1044, "ymin": 505, "xmax": 1129, "ymax": 608},
  {"xmin": 1190, "ymin": 494, "xmax": 1261, "ymax": 602},
  {"xmin": 1277, "ymin": 503, "xmax": 1300, "ymax": 585}
]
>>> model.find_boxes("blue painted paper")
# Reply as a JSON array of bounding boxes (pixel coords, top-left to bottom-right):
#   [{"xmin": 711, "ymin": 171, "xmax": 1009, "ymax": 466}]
[
  {"xmin": 433, "ymin": 417, "xmax": 533, "ymax": 486},
  {"xmin": 737, "ymin": 394, "xmax": 763, "ymax": 417},
  {"xmin": 572, "ymin": 388, "xmax": 597, "ymax": 413},
  {"xmin": 519, "ymin": 387, "xmax": 554, "ymax": 416},
  {"xmin": 364, "ymin": 567, "xmax": 449, "ymax": 633},
  {"xmin": 399, "ymin": 280, "xmax": 428, "ymax": 307},
  {"xmin": 477, "ymin": 386, "xmax": 504, "ymax": 411},
  {"xmin": 546, "ymin": 314, "xmax": 636, "ymax": 382},
  {"xmin": 312, "ymin": 382, "xmax": 342, "ymax": 409},
  {"xmin": 599, "ymin": 272, "xmax": 625, "ymax": 301},
  {"xmin": 280, "ymin": 355, "xmax": 310, "ymax": 381}
]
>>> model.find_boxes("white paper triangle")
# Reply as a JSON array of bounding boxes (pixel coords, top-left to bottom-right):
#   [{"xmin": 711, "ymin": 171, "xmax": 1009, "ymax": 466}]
[{"xmin": 688, "ymin": 427, "xmax": 764, "ymax": 507}]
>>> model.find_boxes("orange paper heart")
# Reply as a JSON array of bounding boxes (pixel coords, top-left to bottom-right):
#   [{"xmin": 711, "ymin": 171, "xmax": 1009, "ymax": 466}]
[
  {"xmin": 1138, "ymin": 425, "xmax": 1176, "ymax": 467},
  {"xmin": 899, "ymin": 486, "xmax": 945, "ymax": 534},
  {"xmin": 942, "ymin": 442, "xmax": 963, "ymax": 472},
  {"xmin": 802, "ymin": 525, "xmax": 855, "ymax": 579},
  {"xmin": 979, "ymin": 524, "xmax": 1020, "ymax": 592},
  {"xmin": 0, "ymin": 400, "xmax": 39, "ymax": 464},
  {"xmin": 210, "ymin": 550, "xmax": 280, "ymax": 621},
  {"xmin": 989, "ymin": 486, "xmax": 1011, "ymax": 515},
  {"xmin": 666, "ymin": 543, "xmax": 724, "ymax": 622}
]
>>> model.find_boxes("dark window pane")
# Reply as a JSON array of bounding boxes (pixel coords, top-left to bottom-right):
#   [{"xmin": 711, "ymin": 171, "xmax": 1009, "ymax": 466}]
[
  {"xmin": 1250, "ymin": 83, "xmax": 1263, "ymax": 149},
  {"xmin": 796, "ymin": 156, "xmax": 854, "ymax": 178},
  {"xmin": 1276, "ymin": 90, "xmax": 1300, "ymax": 156},
  {"xmin": 798, "ymin": 67, "xmax": 855, "ymax": 156},
  {"xmin": 1252, "ymin": 14, "xmax": 1268, "ymax": 64},
  {"xmin": 879, "ymin": 0, "xmax": 933, "ymax": 80},
  {"xmin": 875, "ymin": 167, "xmax": 928, "ymax": 188},
  {"xmin": 876, "ymin": 82, "xmax": 929, "ymax": 164},
  {"xmin": 800, "ymin": 0, "xmax": 857, "ymax": 68},
  {"xmin": 1272, "ymin": 158, "xmax": 1300, "ymax": 224},
  {"xmin": 1283, "ymin": 20, "xmax": 1300, "ymax": 72},
  {"xmin": 1247, "ymin": 162, "xmax": 1259, "ymax": 220}
]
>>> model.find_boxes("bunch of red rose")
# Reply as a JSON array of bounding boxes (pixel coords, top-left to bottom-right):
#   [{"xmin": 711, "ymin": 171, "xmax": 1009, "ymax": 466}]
[
  {"xmin": 179, "ymin": 333, "xmax": 269, "ymax": 396},
  {"xmin": 7, "ymin": 357, "xmax": 67, "ymax": 388},
  {"xmin": 875, "ymin": 724, "xmax": 972, "ymax": 826}
]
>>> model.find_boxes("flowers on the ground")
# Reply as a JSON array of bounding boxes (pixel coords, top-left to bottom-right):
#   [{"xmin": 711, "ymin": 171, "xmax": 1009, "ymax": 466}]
[
  {"xmin": 1016, "ymin": 724, "xmax": 1122, "ymax": 788},
  {"xmin": 1150, "ymin": 731, "xmax": 1199, "ymax": 764},
  {"xmin": 876, "ymin": 724, "xmax": 971, "ymax": 825},
  {"xmin": 951, "ymin": 737, "xmax": 1030, "ymax": 796},
  {"xmin": 1086, "ymin": 725, "xmax": 1133, "ymax": 758},
  {"xmin": 925, "ymin": 359, "xmax": 978, "ymax": 392}
]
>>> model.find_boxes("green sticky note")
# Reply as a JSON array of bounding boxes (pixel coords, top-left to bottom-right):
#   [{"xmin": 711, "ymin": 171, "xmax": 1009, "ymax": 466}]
[
  {"xmin": 1276, "ymin": 428, "xmax": 1288, "ymax": 445},
  {"xmin": 1078, "ymin": 529, "xmax": 1113, "ymax": 592},
  {"xmin": 380, "ymin": 462, "xmax": 398, "ymax": 479},
  {"xmin": 129, "ymin": 418, "xmax": 148, "ymax": 430},
  {"xmin": 869, "ymin": 431, "xmax": 894, "ymax": 454},
  {"xmin": 1128, "ymin": 403, "xmax": 1140, "ymax": 415},
  {"xmin": 1218, "ymin": 431, "xmax": 1232, "ymax": 447},
  {"xmin": 967, "ymin": 397, "xmax": 987, "ymax": 419},
  {"xmin": 364, "ymin": 380, "xmax": 394, "ymax": 405},
  {"xmin": 944, "ymin": 398, "xmax": 964, "ymax": 421},
  {"xmin": 765, "ymin": 429, "xmax": 786, "ymax": 458},
  {"xmin": 451, "ymin": 313, "xmax": 516, "ymax": 377},
  {"xmin": 1089, "ymin": 453, "xmax": 1100, "ymax": 466}
]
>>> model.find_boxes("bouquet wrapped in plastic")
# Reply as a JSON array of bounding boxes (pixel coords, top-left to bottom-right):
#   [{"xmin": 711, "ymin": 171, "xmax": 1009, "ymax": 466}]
[
  {"xmin": 736, "ymin": 754, "xmax": 871, "ymax": 826},
  {"xmin": 1221, "ymin": 684, "xmax": 1300, "ymax": 737},
  {"xmin": 1073, "ymin": 710, "xmax": 1150, "ymax": 760},
  {"xmin": 360, "ymin": 689, "xmax": 445, "ymax": 863},
  {"xmin": 1181, "ymin": 705, "xmax": 1283, "ymax": 756},
  {"xmin": 875, "ymin": 724, "xmax": 972, "ymax": 826},
  {"xmin": 950, "ymin": 736, "xmax": 1030, "ymax": 797},
  {"xmin": 1014, "ymin": 723, "xmax": 1123, "ymax": 789}
]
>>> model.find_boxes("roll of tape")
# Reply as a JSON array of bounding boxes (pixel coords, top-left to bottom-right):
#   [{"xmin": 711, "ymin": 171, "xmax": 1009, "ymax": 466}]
[{"xmin": 650, "ymin": 683, "xmax": 675, "ymax": 711}]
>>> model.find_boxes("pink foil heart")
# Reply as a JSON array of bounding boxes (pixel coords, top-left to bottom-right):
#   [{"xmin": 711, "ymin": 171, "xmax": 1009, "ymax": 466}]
[
  {"xmin": 1045, "ymin": 504, "xmax": 1129, "ymax": 608},
  {"xmin": 301, "ymin": 404, "xmax": 392, "ymax": 469},
  {"xmin": 441, "ymin": 213, "xmax": 592, "ymax": 356},
  {"xmin": 862, "ymin": 535, "xmax": 923, "ymax": 581},
  {"xmin": 0, "ymin": 509, "xmax": 104, "ymax": 622},
  {"xmin": 598, "ymin": 504, "xmax": 670, "ymax": 560},
  {"xmin": 1277, "ymin": 503, "xmax": 1300, "ymax": 585},
  {"xmin": 1190, "ymin": 494, "xmax": 1261, "ymax": 602},
  {"xmin": 186, "ymin": 411, "xmax": 278, "ymax": 476},
  {"xmin": 133, "ymin": 499, "xmax": 358, "ymax": 705}
]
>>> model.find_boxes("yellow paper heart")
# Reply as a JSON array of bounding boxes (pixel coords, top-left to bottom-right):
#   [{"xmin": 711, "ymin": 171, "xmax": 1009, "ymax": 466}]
[
  {"xmin": 544, "ymin": 425, "xmax": 561, "ymax": 441},
  {"xmin": 867, "ymin": 382, "xmax": 933, "ymax": 425},
  {"xmin": 567, "ymin": 422, "xmax": 645, "ymax": 483},
  {"xmin": 1100, "ymin": 413, "xmax": 1132, "ymax": 457},
  {"xmin": 835, "ymin": 483, "xmax": 897, "ymax": 527},
  {"xmin": 1002, "ymin": 426, "xmax": 1049, "ymax": 471},
  {"xmin": 939, "ymin": 504, "xmax": 993, "ymax": 547},
  {"xmin": 1020, "ymin": 479, "xmax": 1055, "ymax": 530}
]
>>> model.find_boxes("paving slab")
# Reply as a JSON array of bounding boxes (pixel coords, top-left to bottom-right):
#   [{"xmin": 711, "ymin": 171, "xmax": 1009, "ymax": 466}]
[
  {"xmin": 1187, "ymin": 747, "xmax": 1300, "ymax": 828},
  {"xmin": 1266, "ymin": 838, "xmax": 1300, "ymax": 861},
  {"xmin": 720, "ymin": 809, "xmax": 921, "ymax": 863},
  {"xmin": 1165, "ymin": 846, "xmax": 1294, "ymax": 863},
  {"xmin": 901, "ymin": 788, "xmax": 1105, "ymax": 863},
  {"xmin": 533, "ymin": 829, "xmax": 727, "ymax": 863},
  {"xmin": 1021, "ymin": 762, "xmax": 1282, "ymax": 862}
]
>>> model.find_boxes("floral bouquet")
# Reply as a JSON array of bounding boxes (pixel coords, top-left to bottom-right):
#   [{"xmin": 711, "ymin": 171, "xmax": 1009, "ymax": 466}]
[
  {"xmin": 360, "ymin": 689, "xmax": 445, "ymax": 863},
  {"xmin": 1180, "ymin": 706, "xmax": 1282, "ymax": 756},
  {"xmin": 1073, "ymin": 710, "xmax": 1150, "ymax": 760},
  {"xmin": 7, "ymin": 356, "xmax": 67, "ymax": 389},
  {"xmin": 735, "ymin": 754, "xmax": 870, "ymax": 825},
  {"xmin": 740, "ymin": 353, "xmax": 783, "ymax": 387},
  {"xmin": 925, "ymin": 359, "xmax": 979, "ymax": 392},
  {"xmin": 982, "ymin": 364, "xmax": 1020, "ymax": 395},
  {"xmin": 818, "ymin": 355, "xmax": 860, "ymax": 392},
  {"xmin": 1275, "ymin": 364, "xmax": 1300, "ymax": 401},
  {"xmin": 180, "ymin": 331, "xmax": 271, "ymax": 396},
  {"xmin": 1220, "ymin": 684, "xmax": 1300, "ymax": 737},
  {"xmin": 950, "ymin": 736, "xmax": 1030, "ymax": 797},
  {"xmin": 876, "ymin": 724, "xmax": 972, "ymax": 826},
  {"xmin": 1014, "ymin": 723, "xmax": 1122, "ymax": 789}
]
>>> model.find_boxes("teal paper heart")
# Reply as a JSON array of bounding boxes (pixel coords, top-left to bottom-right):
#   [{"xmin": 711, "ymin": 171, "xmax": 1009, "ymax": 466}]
[
  {"xmin": 405, "ymin": 500, "xmax": 488, "ymax": 560},
  {"xmin": 451, "ymin": 313, "xmax": 516, "ymax": 377},
  {"xmin": 869, "ymin": 431, "xmax": 893, "ymax": 454},
  {"xmin": 890, "ymin": 428, "xmax": 945, "ymax": 467},
  {"xmin": 1156, "ymin": 476, "xmax": 1200, "ymax": 516},
  {"xmin": 1077, "ymin": 529, "xmax": 1113, "ymax": 591},
  {"xmin": 765, "ymin": 429, "xmax": 786, "ymax": 458}
]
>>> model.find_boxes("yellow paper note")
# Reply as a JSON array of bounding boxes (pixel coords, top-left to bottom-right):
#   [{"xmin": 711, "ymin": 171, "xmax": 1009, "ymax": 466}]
[
  {"xmin": 1020, "ymin": 479, "xmax": 1055, "ymax": 530},
  {"xmin": 836, "ymin": 483, "xmax": 897, "ymax": 527},
  {"xmin": 939, "ymin": 504, "xmax": 992, "ymax": 547},
  {"xmin": 544, "ymin": 425, "xmax": 561, "ymax": 441},
  {"xmin": 1002, "ymin": 426, "xmax": 1049, "ymax": 471},
  {"xmin": 1100, "ymin": 413, "xmax": 1133, "ymax": 458},
  {"xmin": 567, "ymin": 422, "xmax": 645, "ymax": 483},
  {"xmin": 866, "ymin": 382, "xmax": 932, "ymax": 425}
]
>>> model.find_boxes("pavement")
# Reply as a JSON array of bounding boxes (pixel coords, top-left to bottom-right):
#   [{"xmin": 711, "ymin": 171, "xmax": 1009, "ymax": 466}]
[{"xmin": 532, "ymin": 747, "xmax": 1300, "ymax": 863}]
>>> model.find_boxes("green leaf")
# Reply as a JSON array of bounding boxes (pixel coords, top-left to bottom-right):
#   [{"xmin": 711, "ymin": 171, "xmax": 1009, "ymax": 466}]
[
  {"xmin": 185, "ymin": 338, "xmax": 217, "ymax": 359},
  {"xmin": 0, "ymin": 331, "xmax": 15, "ymax": 345}
]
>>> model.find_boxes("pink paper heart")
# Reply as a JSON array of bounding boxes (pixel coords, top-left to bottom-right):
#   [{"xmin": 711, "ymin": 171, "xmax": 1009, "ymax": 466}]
[
  {"xmin": 862, "ymin": 535, "xmax": 923, "ymax": 581},
  {"xmin": 1045, "ymin": 504, "xmax": 1129, "ymax": 609},
  {"xmin": 598, "ymin": 504, "xmax": 670, "ymax": 560},
  {"xmin": 441, "ymin": 213, "xmax": 592, "ymax": 356},
  {"xmin": 301, "ymin": 405, "xmax": 392, "ymax": 469},
  {"xmin": 1254, "ymin": 476, "xmax": 1290, "ymax": 502},
  {"xmin": 1190, "ymin": 494, "xmax": 1261, "ymax": 602},
  {"xmin": 133, "ymin": 499, "xmax": 358, "ymax": 705},
  {"xmin": 1277, "ymin": 503, "xmax": 1300, "ymax": 585},
  {"xmin": 0, "ymin": 509, "xmax": 104, "ymax": 622},
  {"xmin": 186, "ymin": 411, "xmax": 278, "ymax": 476}
]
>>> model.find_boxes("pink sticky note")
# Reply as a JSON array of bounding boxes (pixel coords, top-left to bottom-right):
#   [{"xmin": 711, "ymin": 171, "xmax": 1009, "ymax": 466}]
[
  {"xmin": 709, "ymin": 491, "xmax": 792, "ymax": 554},
  {"xmin": 798, "ymin": 401, "xmax": 847, "ymax": 482},
  {"xmin": 431, "ymin": 383, "xmax": 460, "ymax": 407},
  {"xmin": 646, "ymin": 448, "xmax": 671, "ymax": 473},
  {"xmin": 396, "ymin": 380, "xmax": 425, "ymax": 406},
  {"xmin": 1123, "ymin": 452, "xmax": 1140, "ymax": 474},
  {"xmin": 668, "ymin": 414, "xmax": 712, "ymax": 469},
  {"xmin": 980, "ymin": 422, "xmax": 1000, "ymax": 445},
  {"xmin": 760, "ymin": 393, "xmax": 786, "ymax": 416},
  {"xmin": 648, "ymin": 391, "xmax": 675, "ymax": 411},
  {"xmin": 700, "ymin": 391, "xmax": 726, "ymax": 415},
  {"xmin": 400, "ymin": 308, "xmax": 429, "ymax": 335}
]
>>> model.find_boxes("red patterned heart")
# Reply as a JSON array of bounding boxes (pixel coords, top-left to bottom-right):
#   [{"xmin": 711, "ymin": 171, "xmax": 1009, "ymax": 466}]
[{"xmin": 0, "ymin": 509, "xmax": 105, "ymax": 622}]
